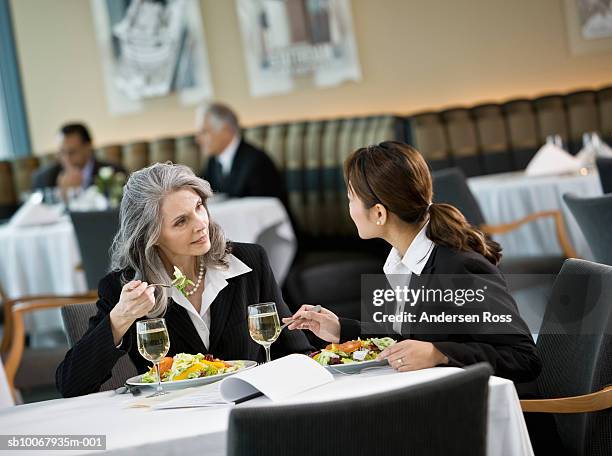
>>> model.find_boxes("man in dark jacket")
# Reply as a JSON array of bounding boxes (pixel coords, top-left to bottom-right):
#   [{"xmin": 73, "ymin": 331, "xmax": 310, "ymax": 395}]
[
  {"xmin": 196, "ymin": 103, "xmax": 289, "ymax": 209},
  {"xmin": 32, "ymin": 123, "xmax": 125, "ymax": 191}
]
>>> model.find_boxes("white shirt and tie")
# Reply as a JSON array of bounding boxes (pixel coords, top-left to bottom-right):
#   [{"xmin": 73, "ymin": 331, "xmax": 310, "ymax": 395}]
[
  {"xmin": 383, "ymin": 222, "xmax": 435, "ymax": 334},
  {"xmin": 216, "ymin": 135, "xmax": 241, "ymax": 177}
]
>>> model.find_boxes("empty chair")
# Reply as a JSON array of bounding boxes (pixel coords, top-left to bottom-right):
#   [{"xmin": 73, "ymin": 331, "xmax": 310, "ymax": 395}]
[
  {"xmin": 70, "ymin": 209, "xmax": 120, "ymax": 290},
  {"xmin": 95, "ymin": 144, "xmax": 123, "ymax": 167},
  {"xmin": 409, "ymin": 112, "xmax": 452, "ymax": 171},
  {"xmin": 1, "ymin": 293, "xmax": 97, "ymax": 398},
  {"xmin": 122, "ymin": 141, "xmax": 149, "ymax": 173},
  {"xmin": 596, "ymin": 156, "xmax": 612, "ymax": 194},
  {"xmin": 521, "ymin": 259, "xmax": 612, "ymax": 456},
  {"xmin": 227, "ymin": 363, "xmax": 492, "ymax": 456},
  {"xmin": 441, "ymin": 108, "xmax": 483, "ymax": 176},
  {"xmin": 597, "ymin": 85, "xmax": 612, "ymax": 144},
  {"xmin": 61, "ymin": 302, "xmax": 138, "ymax": 391},
  {"xmin": 566, "ymin": 90, "xmax": 600, "ymax": 154},
  {"xmin": 502, "ymin": 99, "xmax": 539, "ymax": 170},
  {"xmin": 175, "ymin": 135, "xmax": 200, "ymax": 174},
  {"xmin": 534, "ymin": 94, "xmax": 569, "ymax": 151},
  {"xmin": 472, "ymin": 104, "xmax": 513, "ymax": 174},
  {"xmin": 563, "ymin": 193, "xmax": 612, "ymax": 265},
  {"xmin": 149, "ymin": 137, "xmax": 175, "ymax": 165}
]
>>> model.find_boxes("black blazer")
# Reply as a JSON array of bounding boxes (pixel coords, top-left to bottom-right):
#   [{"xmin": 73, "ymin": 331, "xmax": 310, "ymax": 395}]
[
  {"xmin": 32, "ymin": 159, "xmax": 126, "ymax": 190},
  {"xmin": 56, "ymin": 243, "xmax": 313, "ymax": 398},
  {"xmin": 340, "ymin": 244, "xmax": 542, "ymax": 383},
  {"xmin": 202, "ymin": 140, "xmax": 289, "ymax": 209}
]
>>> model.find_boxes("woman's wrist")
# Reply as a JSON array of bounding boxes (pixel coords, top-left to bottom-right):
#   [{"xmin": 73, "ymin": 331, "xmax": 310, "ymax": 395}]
[
  {"xmin": 432, "ymin": 345, "xmax": 448, "ymax": 365},
  {"xmin": 109, "ymin": 308, "xmax": 133, "ymax": 346}
]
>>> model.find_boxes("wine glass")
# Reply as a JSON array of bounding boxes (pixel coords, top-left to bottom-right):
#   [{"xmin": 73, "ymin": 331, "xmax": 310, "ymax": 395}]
[
  {"xmin": 136, "ymin": 318, "xmax": 170, "ymax": 397},
  {"xmin": 248, "ymin": 302, "xmax": 281, "ymax": 363}
]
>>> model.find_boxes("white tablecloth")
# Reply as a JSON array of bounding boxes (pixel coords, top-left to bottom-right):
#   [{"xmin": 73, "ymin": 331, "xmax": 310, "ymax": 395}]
[
  {"xmin": 468, "ymin": 170, "xmax": 603, "ymax": 259},
  {"xmin": 0, "ymin": 366, "xmax": 533, "ymax": 456}
]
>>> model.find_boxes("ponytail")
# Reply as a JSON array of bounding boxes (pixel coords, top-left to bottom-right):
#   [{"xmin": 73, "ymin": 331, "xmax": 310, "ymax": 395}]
[{"xmin": 426, "ymin": 202, "xmax": 502, "ymax": 265}]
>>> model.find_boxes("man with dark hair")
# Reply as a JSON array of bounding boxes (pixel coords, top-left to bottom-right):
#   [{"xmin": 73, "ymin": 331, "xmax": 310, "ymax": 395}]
[
  {"xmin": 32, "ymin": 123, "xmax": 125, "ymax": 192},
  {"xmin": 196, "ymin": 103, "xmax": 288, "ymax": 207}
]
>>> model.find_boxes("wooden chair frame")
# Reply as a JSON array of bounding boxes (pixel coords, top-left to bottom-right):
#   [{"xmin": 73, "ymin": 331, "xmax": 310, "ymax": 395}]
[
  {"xmin": 1, "ymin": 293, "xmax": 97, "ymax": 398},
  {"xmin": 481, "ymin": 210, "xmax": 577, "ymax": 259}
]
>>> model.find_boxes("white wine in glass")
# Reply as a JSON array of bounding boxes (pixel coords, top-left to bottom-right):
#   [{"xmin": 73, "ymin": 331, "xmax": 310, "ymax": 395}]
[
  {"xmin": 248, "ymin": 302, "xmax": 281, "ymax": 363},
  {"xmin": 136, "ymin": 318, "xmax": 170, "ymax": 397}
]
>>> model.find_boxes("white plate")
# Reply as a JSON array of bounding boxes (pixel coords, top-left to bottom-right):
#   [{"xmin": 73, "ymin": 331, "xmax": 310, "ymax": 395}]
[
  {"xmin": 324, "ymin": 358, "xmax": 389, "ymax": 374},
  {"xmin": 126, "ymin": 360, "xmax": 257, "ymax": 390}
]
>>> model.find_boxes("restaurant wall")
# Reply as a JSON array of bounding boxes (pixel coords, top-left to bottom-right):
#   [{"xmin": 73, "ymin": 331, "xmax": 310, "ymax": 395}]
[{"xmin": 10, "ymin": 0, "xmax": 612, "ymax": 154}]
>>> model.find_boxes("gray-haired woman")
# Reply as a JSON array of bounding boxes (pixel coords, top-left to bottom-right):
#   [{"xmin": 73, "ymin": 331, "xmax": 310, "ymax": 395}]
[{"xmin": 56, "ymin": 163, "xmax": 312, "ymax": 397}]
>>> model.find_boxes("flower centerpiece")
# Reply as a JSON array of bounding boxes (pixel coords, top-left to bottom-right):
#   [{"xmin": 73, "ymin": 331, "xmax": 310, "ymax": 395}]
[{"xmin": 94, "ymin": 166, "xmax": 127, "ymax": 208}]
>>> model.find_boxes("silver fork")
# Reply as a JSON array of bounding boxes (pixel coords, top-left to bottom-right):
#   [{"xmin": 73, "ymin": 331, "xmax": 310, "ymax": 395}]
[
  {"xmin": 147, "ymin": 283, "xmax": 172, "ymax": 288},
  {"xmin": 280, "ymin": 305, "xmax": 322, "ymax": 331}
]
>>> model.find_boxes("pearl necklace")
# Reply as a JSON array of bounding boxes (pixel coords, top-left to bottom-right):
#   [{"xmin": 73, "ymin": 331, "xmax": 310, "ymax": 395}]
[{"xmin": 184, "ymin": 258, "xmax": 204, "ymax": 297}]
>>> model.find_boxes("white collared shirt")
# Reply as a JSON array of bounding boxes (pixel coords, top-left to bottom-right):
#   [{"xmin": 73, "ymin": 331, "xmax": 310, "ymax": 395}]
[
  {"xmin": 217, "ymin": 135, "xmax": 241, "ymax": 176},
  {"xmin": 168, "ymin": 254, "xmax": 252, "ymax": 349},
  {"xmin": 383, "ymin": 222, "xmax": 435, "ymax": 334}
]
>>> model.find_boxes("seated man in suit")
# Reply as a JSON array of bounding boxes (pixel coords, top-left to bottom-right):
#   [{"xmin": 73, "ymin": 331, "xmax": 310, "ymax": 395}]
[
  {"xmin": 196, "ymin": 103, "xmax": 289, "ymax": 209},
  {"xmin": 32, "ymin": 123, "xmax": 125, "ymax": 192}
]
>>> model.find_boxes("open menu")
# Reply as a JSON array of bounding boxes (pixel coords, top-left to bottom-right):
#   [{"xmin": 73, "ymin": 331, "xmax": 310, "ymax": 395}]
[{"xmin": 151, "ymin": 354, "xmax": 334, "ymax": 410}]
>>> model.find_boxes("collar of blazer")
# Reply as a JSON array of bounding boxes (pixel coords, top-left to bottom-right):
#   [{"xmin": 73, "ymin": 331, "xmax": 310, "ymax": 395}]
[{"xmin": 164, "ymin": 254, "xmax": 252, "ymax": 352}]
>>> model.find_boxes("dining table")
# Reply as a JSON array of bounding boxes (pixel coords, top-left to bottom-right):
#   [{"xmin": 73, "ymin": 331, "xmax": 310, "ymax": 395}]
[
  {"xmin": 0, "ymin": 365, "xmax": 533, "ymax": 456},
  {"xmin": 467, "ymin": 169, "xmax": 603, "ymax": 260}
]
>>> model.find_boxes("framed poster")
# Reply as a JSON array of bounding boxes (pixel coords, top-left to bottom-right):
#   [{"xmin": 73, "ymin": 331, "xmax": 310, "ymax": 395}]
[
  {"xmin": 91, "ymin": 0, "xmax": 213, "ymax": 114},
  {"xmin": 236, "ymin": 0, "xmax": 362, "ymax": 97},
  {"xmin": 565, "ymin": 0, "xmax": 612, "ymax": 55}
]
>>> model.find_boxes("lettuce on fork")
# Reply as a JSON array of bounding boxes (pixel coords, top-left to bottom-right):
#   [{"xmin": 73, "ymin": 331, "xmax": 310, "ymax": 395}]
[{"xmin": 171, "ymin": 266, "xmax": 194, "ymax": 297}]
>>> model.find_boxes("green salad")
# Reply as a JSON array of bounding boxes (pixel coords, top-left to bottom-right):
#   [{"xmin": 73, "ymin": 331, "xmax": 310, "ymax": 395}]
[
  {"xmin": 309, "ymin": 337, "xmax": 396, "ymax": 366},
  {"xmin": 141, "ymin": 353, "xmax": 244, "ymax": 383}
]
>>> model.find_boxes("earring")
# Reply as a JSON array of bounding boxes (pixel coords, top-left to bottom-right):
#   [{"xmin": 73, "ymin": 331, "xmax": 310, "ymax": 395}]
[{"xmin": 376, "ymin": 221, "xmax": 382, "ymax": 225}]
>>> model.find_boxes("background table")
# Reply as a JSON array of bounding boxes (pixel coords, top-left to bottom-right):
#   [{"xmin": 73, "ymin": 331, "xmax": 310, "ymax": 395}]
[
  {"xmin": 468, "ymin": 170, "xmax": 603, "ymax": 260},
  {"xmin": 0, "ymin": 366, "xmax": 533, "ymax": 456}
]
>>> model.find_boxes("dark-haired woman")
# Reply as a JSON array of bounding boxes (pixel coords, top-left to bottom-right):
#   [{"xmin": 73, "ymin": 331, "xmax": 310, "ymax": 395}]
[{"xmin": 284, "ymin": 141, "xmax": 541, "ymax": 383}]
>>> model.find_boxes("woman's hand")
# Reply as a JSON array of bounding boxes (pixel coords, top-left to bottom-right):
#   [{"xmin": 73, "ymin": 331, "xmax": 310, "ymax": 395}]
[
  {"xmin": 282, "ymin": 305, "xmax": 341, "ymax": 343},
  {"xmin": 109, "ymin": 280, "xmax": 155, "ymax": 345},
  {"xmin": 377, "ymin": 339, "xmax": 448, "ymax": 372}
]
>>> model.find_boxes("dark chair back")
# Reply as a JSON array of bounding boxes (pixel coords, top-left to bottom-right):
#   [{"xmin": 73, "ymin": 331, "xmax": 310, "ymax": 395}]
[
  {"xmin": 431, "ymin": 167, "xmax": 486, "ymax": 226},
  {"xmin": 535, "ymin": 259, "xmax": 612, "ymax": 456},
  {"xmin": 596, "ymin": 156, "xmax": 612, "ymax": 194},
  {"xmin": 227, "ymin": 363, "xmax": 492, "ymax": 456},
  {"xmin": 563, "ymin": 193, "xmax": 612, "ymax": 265},
  {"xmin": 70, "ymin": 209, "xmax": 120, "ymax": 289},
  {"xmin": 61, "ymin": 302, "xmax": 138, "ymax": 391}
]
